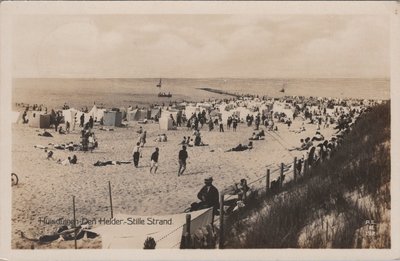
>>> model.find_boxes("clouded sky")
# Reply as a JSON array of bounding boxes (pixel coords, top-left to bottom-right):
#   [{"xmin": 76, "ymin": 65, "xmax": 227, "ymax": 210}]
[{"xmin": 12, "ymin": 14, "xmax": 390, "ymax": 78}]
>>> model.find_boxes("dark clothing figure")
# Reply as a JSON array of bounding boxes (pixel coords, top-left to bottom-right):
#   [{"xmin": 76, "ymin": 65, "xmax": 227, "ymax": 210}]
[
  {"xmin": 70, "ymin": 155, "xmax": 77, "ymax": 164},
  {"xmin": 80, "ymin": 114, "xmax": 85, "ymax": 128},
  {"xmin": 133, "ymin": 144, "xmax": 141, "ymax": 168},
  {"xmin": 197, "ymin": 182, "xmax": 220, "ymax": 213},
  {"xmin": 232, "ymin": 119, "xmax": 238, "ymax": 132},
  {"xmin": 89, "ymin": 116, "xmax": 94, "ymax": 129},
  {"xmin": 178, "ymin": 146, "xmax": 188, "ymax": 176},
  {"xmin": 227, "ymin": 117, "xmax": 232, "ymax": 130},
  {"xmin": 219, "ymin": 123, "xmax": 224, "ymax": 132},
  {"xmin": 151, "ymin": 151, "xmax": 159, "ymax": 162}
]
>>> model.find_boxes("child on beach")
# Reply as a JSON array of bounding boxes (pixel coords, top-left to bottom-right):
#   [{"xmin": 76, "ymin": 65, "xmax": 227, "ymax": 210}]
[
  {"xmin": 132, "ymin": 142, "xmax": 142, "ymax": 168},
  {"xmin": 150, "ymin": 147, "xmax": 159, "ymax": 174}
]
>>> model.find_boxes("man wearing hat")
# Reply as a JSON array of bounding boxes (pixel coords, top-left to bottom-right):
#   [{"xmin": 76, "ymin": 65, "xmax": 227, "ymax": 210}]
[{"xmin": 197, "ymin": 177, "xmax": 220, "ymax": 214}]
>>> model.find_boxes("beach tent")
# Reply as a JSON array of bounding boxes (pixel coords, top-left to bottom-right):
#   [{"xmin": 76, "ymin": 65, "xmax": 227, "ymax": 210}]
[
  {"xmin": 159, "ymin": 116, "xmax": 175, "ymax": 130},
  {"xmin": 103, "ymin": 111, "xmax": 122, "ymax": 127},
  {"xmin": 150, "ymin": 108, "xmax": 161, "ymax": 119},
  {"xmin": 92, "ymin": 208, "xmax": 213, "ymax": 249},
  {"xmin": 62, "ymin": 108, "xmax": 79, "ymax": 125},
  {"xmin": 127, "ymin": 109, "xmax": 151, "ymax": 121},
  {"xmin": 126, "ymin": 109, "xmax": 137, "ymax": 121},
  {"xmin": 29, "ymin": 113, "xmax": 51, "ymax": 128},
  {"xmin": 119, "ymin": 107, "xmax": 127, "ymax": 120},
  {"xmin": 161, "ymin": 109, "xmax": 180, "ymax": 122}
]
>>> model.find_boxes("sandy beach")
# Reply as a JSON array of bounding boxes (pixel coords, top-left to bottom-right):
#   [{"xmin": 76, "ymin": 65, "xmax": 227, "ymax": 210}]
[{"xmin": 12, "ymin": 114, "xmax": 336, "ymax": 248}]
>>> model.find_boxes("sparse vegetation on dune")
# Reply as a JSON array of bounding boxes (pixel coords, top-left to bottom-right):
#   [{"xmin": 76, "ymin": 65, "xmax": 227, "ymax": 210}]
[{"xmin": 224, "ymin": 102, "xmax": 390, "ymax": 248}]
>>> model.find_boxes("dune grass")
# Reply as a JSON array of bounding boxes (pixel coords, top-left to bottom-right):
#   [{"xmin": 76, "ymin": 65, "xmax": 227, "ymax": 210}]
[{"xmin": 224, "ymin": 102, "xmax": 390, "ymax": 248}]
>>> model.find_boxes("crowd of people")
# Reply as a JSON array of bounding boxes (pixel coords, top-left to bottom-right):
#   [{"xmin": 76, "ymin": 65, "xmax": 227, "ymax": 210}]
[{"xmin": 18, "ymin": 94, "xmax": 378, "ymax": 217}]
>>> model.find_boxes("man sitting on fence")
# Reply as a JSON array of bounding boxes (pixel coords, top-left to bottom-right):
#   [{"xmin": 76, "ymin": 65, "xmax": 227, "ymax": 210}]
[{"xmin": 196, "ymin": 177, "xmax": 220, "ymax": 214}]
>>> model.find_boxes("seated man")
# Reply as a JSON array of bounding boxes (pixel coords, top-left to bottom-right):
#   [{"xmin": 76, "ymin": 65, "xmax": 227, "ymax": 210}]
[
  {"xmin": 197, "ymin": 177, "xmax": 220, "ymax": 213},
  {"xmin": 225, "ymin": 141, "xmax": 253, "ymax": 152},
  {"xmin": 47, "ymin": 150, "xmax": 55, "ymax": 160},
  {"xmin": 69, "ymin": 155, "xmax": 77, "ymax": 164},
  {"xmin": 58, "ymin": 127, "xmax": 66, "ymax": 135},
  {"xmin": 179, "ymin": 136, "xmax": 187, "ymax": 145},
  {"xmin": 235, "ymin": 179, "xmax": 252, "ymax": 201}
]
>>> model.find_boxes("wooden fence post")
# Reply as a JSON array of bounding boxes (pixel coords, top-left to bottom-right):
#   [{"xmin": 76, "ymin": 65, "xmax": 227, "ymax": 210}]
[
  {"xmin": 266, "ymin": 169, "xmax": 270, "ymax": 196},
  {"xmin": 219, "ymin": 194, "xmax": 224, "ymax": 249},
  {"xmin": 185, "ymin": 214, "xmax": 191, "ymax": 248},
  {"xmin": 72, "ymin": 196, "xmax": 77, "ymax": 250},
  {"xmin": 108, "ymin": 181, "xmax": 113, "ymax": 219},
  {"xmin": 280, "ymin": 163, "xmax": 284, "ymax": 188},
  {"xmin": 304, "ymin": 159, "xmax": 308, "ymax": 176},
  {"xmin": 294, "ymin": 157, "xmax": 297, "ymax": 182}
]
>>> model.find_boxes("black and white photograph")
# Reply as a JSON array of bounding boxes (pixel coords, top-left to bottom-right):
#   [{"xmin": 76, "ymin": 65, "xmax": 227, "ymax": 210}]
[{"xmin": 1, "ymin": 1, "xmax": 399, "ymax": 259}]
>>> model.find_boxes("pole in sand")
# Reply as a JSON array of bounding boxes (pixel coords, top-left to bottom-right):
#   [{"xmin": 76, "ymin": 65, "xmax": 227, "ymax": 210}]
[
  {"xmin": 72, "ymin": 195, "xmax": 77, "ymax": 249},
  {"xmin": 108, "ymin": 181, "xmax": 113, "ymax": 219},
  {"xmin": 219, "ymin": 194, "xmax": 224, "ymax": 249},
  {"xmin": 294, "ymin": 157, "xmax": 297, "ymax": 182},
  {"xmin": 266, "ymin": 169, "xmax": 270, "ymax": 196},
  {"xmin": 280, "ymin": 163, "xmax": 284, "ymax": 189}
]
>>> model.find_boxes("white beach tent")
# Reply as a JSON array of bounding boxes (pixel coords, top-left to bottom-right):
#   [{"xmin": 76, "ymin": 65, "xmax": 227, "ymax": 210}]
[{"xmin": 159, "ymin": 116, "xmax": 175, "ymax": 130}]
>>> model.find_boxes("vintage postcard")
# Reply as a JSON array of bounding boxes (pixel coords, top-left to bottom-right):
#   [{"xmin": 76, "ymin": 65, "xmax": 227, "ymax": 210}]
[{"xmin": 0, "ymin": 1, "xmax": 399, "ymax": 260}]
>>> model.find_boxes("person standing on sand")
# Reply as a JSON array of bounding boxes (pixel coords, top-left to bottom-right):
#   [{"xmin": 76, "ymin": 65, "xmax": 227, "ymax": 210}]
[
  {"xmin": 80, "ymin": 113, "xmax": 85, "ymax": 128},
  {"xmin": 150, "ymin": 147, "xmax": 159, "ymax": 174},
  {"xmin": 139, "ymin": 131, "xmax": 147, "ymax": 147},
  {"xmin": 178, "ymin": 145, "xmax": 188, "ymax": 176},
  {"xmin": 232, "ymin": 118, "xmax": 238, "ymax": 132},
  {"xmin": 132, "ymin": 142, "xmax": 142, "ymax": 168}
]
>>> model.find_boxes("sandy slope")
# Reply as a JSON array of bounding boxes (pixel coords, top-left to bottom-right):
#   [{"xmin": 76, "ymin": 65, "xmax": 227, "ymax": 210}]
[{"xmin": 12, "ymin": 118, "xmax": 336, "ymax": 248}]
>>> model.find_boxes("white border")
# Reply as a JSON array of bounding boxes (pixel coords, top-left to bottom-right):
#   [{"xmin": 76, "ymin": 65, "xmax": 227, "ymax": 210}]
[{"xmin": 1, "ymin": 1, "xmax": 399, "ymax": 260}]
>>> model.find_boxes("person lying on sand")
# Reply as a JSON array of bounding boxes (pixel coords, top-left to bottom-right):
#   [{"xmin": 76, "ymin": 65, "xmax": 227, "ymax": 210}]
[
  {"xmin": 225, "ymin": 141, "xmax": 253, "ymax": 152},
  {"xmin": 57, "ymin": 157, "xmax": 71, "ymax": 166},
  {"xmin": 154, "ymin": 134, "xmax": 167, "ymax": 142},
  {"xmin": 249, "ymin": 132, "xmax": 264, "ymax": 140},
  {"xmin": 38, "ymin": 131, "xmax": 53, "ymax": 137},
  {"xmin": 34, "ymin": 145, "xmax": 48, "ymax": 150},
  {"xmin": 51, "ymin": 142, "xmax": 78, "ymax": 151},
  {"xmin": 93, "ymin": 160, "xmax": 132, "ymax": 166}
]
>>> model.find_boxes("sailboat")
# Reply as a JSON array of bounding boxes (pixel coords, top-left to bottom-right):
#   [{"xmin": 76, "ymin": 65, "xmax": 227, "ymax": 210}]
[
  {"xmin": 156, "ymin": 78, "xmax": 162, "ymax": 88},
  {"xmin": 280, "ymin": 83, "xmax": 286, "ymax": 93},
  {"xmin": 157, "ymin": 78, "xmax": 172, "ymax": 97}
]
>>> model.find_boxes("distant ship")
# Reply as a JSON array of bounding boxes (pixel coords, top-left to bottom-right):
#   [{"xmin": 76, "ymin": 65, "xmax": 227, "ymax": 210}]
[
  {"xmin": 158, "ymin": 92, "xmax": 172, "ymax": 98},
  {"xmin": 156, "ymin": 78, "xmax": 172, "ymax": 97}
]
